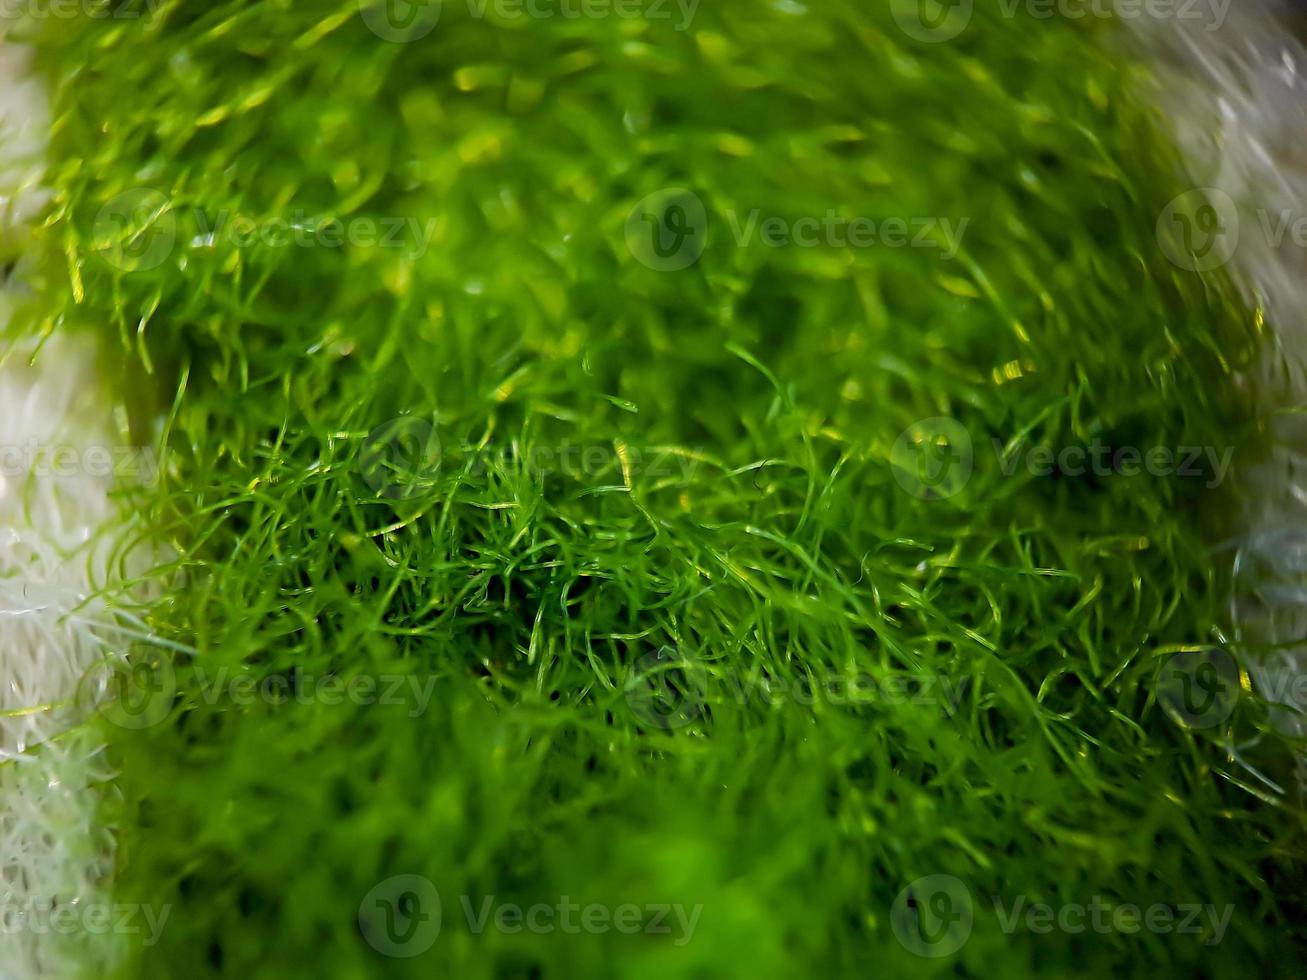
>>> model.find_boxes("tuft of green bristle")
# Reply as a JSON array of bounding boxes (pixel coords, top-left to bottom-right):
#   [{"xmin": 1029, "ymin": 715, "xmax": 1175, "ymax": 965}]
[{"xmin": 12, "ymin": 2, "xmax": 1307, "ymax": 977}]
